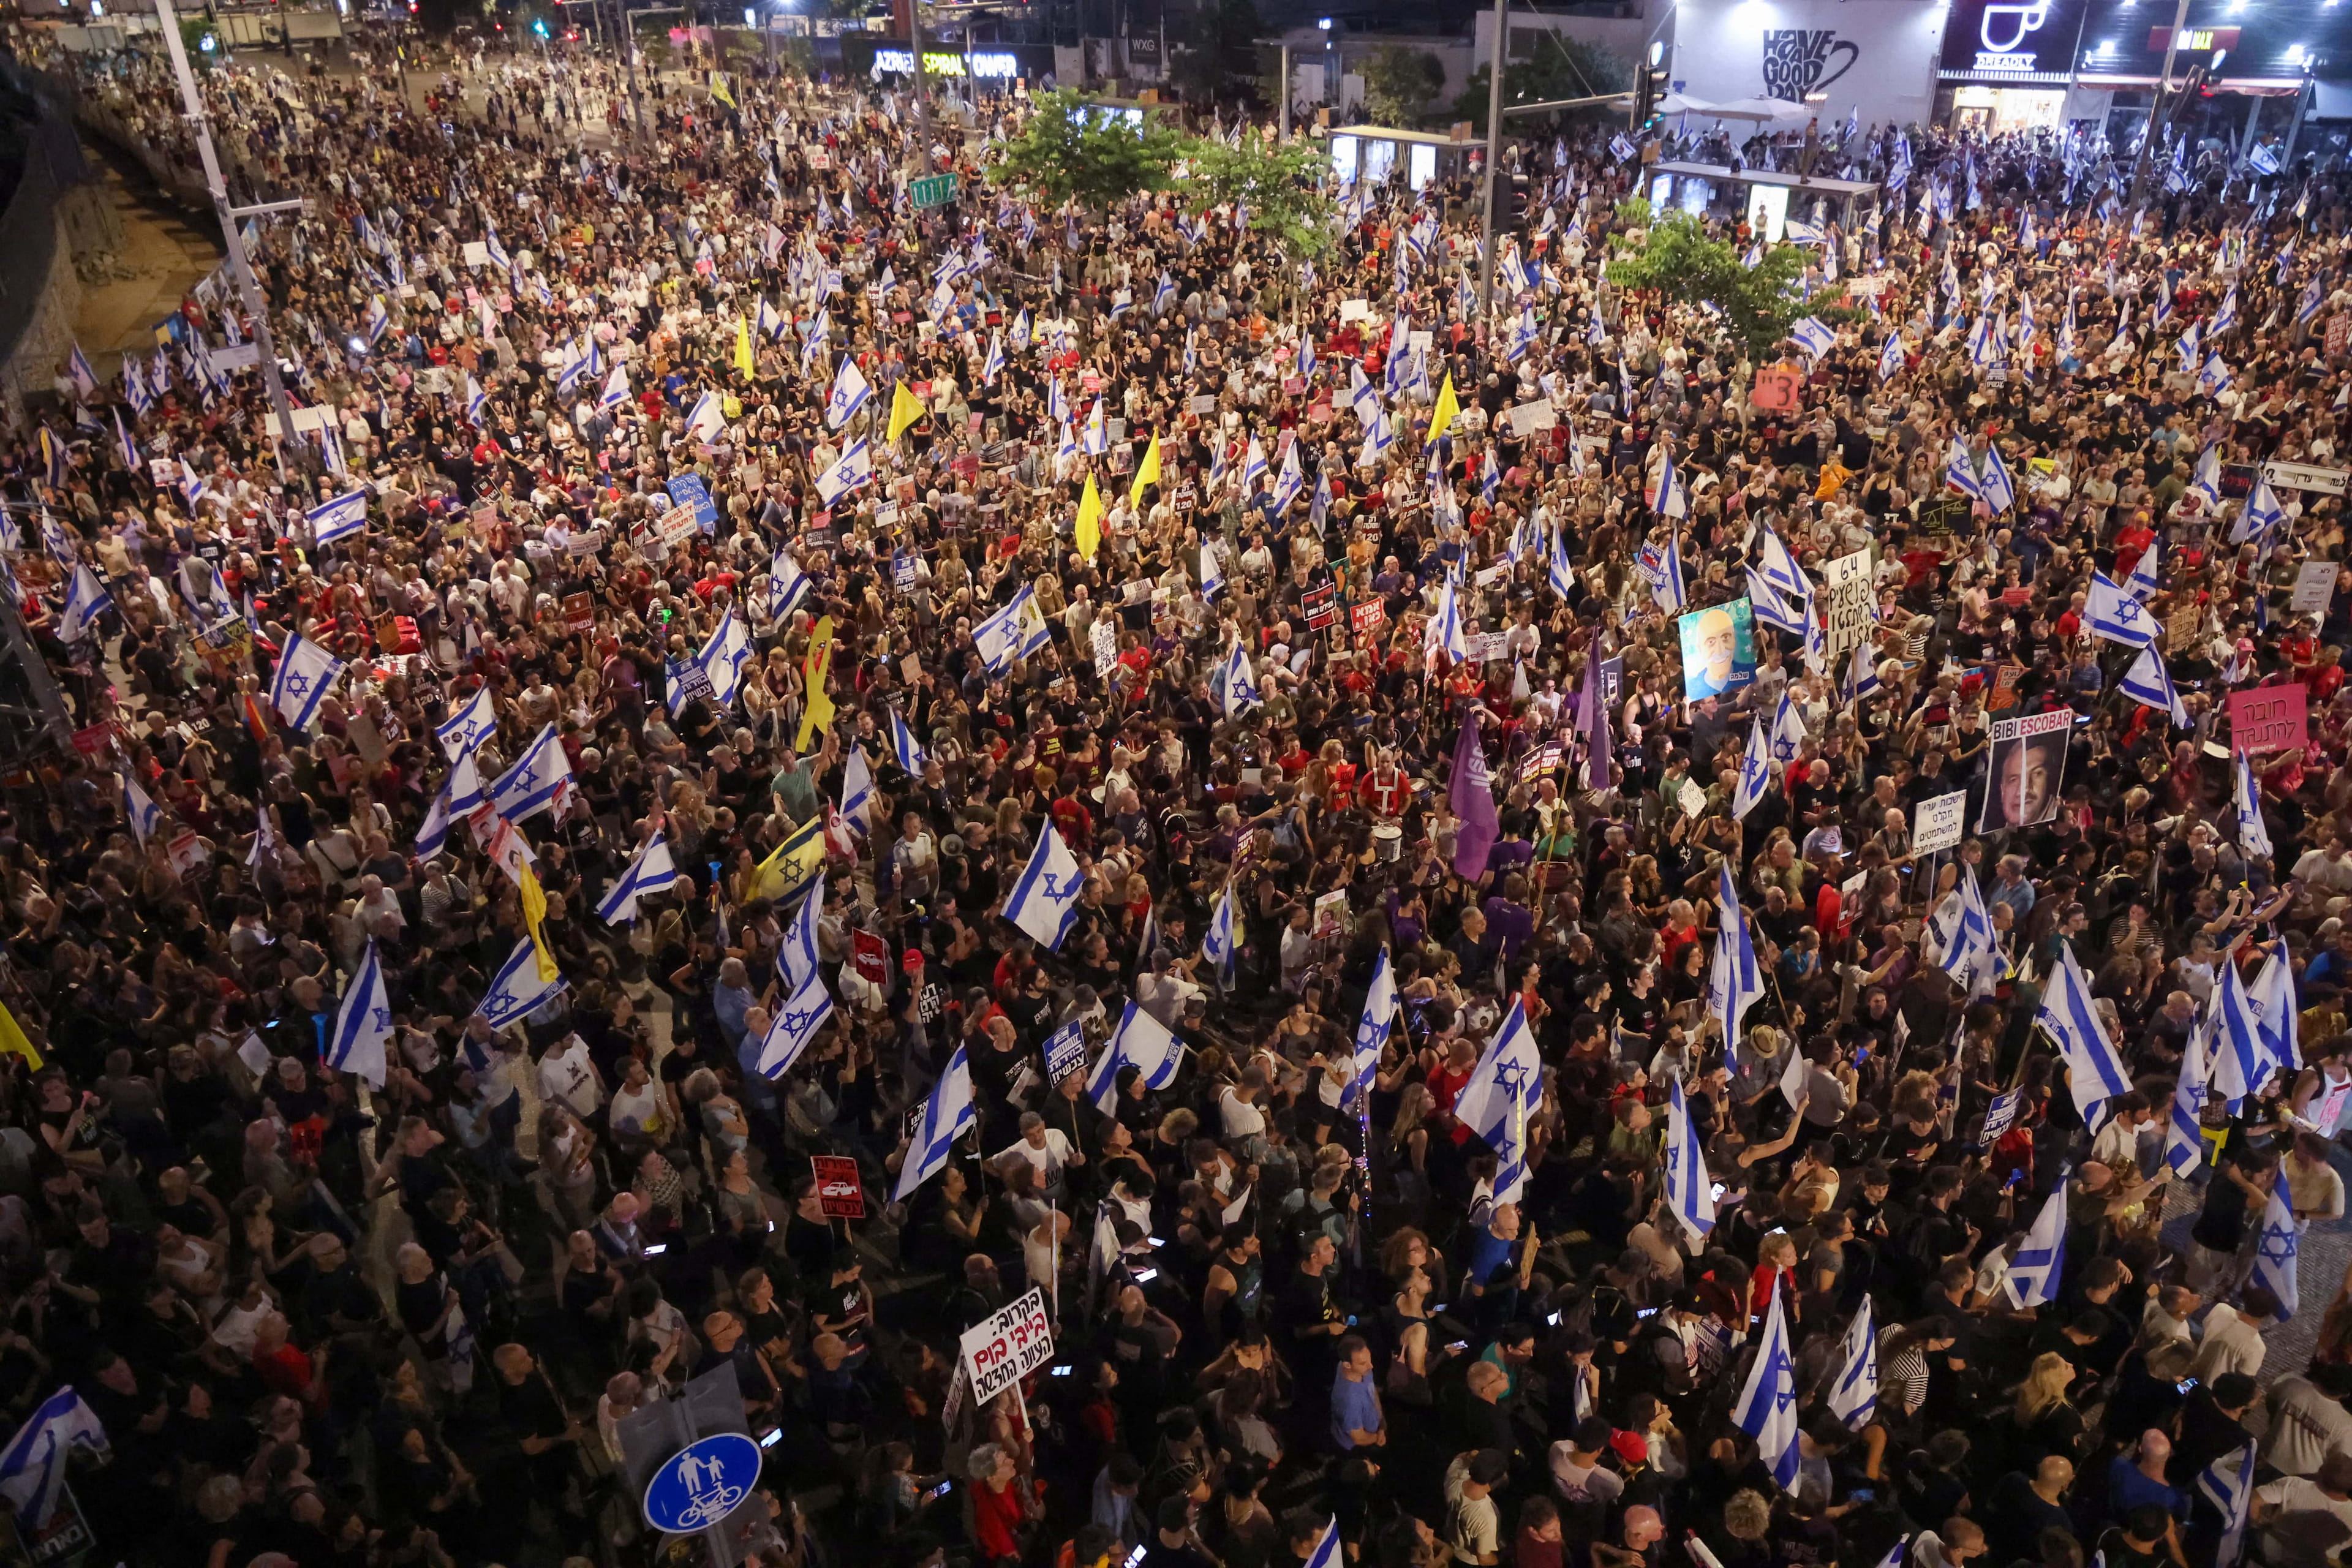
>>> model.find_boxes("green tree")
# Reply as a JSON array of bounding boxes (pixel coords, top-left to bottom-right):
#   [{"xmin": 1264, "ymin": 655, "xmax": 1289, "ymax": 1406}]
[
  {"xmin": 986, "ymin": 89, "xmax": 1191, "ymax": 219},
  {"xmin": 1457, "ymin": 34, "xmax": 1629, "ymax": 127},
  {"xmin": 1178, "ymin": 132, "xmax": 1338, "ymax": 260},
  {"xmin": 1170, "ymin": 0, "xmax": 1268, "ymax": 108},
  {"xmin": 1604, "ymin": 211, "xmax": 1811, "ymax": 362},
  {"xmin": 1362, "ymin": 45, "xmax": 1444, "ymax": 126}
]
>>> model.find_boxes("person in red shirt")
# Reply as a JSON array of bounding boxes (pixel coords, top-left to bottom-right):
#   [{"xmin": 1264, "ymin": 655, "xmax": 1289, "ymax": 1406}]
[{"xmin": 1357, "ymin": 752, "xmax": 1411, "ymax": 817}]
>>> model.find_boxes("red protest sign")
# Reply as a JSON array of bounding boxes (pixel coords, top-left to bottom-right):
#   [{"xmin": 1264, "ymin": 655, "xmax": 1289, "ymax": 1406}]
[
  {"xmin": 853, "ymin": 929, "xmax": 891, "ymax": 987},
  {"xmin": 2230, "ymin": 684, "xmax": 2308, "ymax": 756},
  {"xmin": 812, "ymin": 1155, "xmax": 865, "ymax": 1219}
]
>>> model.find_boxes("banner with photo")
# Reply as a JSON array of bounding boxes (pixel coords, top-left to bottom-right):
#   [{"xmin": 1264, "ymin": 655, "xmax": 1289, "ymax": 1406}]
[{"xmin": 1978, "ymin": 710, "xmax": 2071, "ymax": 832}]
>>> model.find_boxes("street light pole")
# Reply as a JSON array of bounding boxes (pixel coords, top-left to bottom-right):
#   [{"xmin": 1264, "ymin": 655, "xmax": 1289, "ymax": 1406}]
[
  {"xmin": 1278, "ymin": 41, "xmax": 1290, "ymax": 138},
  {"xmin": 1476, "ymin": 0, "xmax": 1506, "ymax": 316},
  {"xmin": 2128, "ymin": 0, "xmax": 2193, "ymax": 205},
  {"xmin": 151, "ymin": 0, "xmax": 312, "ymax": 475}
]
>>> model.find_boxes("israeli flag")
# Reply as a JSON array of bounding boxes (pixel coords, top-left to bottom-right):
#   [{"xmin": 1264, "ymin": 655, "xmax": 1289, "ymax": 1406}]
[
  {"xmin": 979, "ymin": 331, "xmax": 1005, "ymax": 388},
  {"xmin": 123, "ymin": 772, "xmax": 163, "ymax": 846},
  {"xmin": 1936, "ymin": 870, "xmax": 1998, "ymax": 999},
  {"xmin": 815, "ymin": 438, "xmax": 873, "ymax": 505},
  {"xmin": 1650, "ymin": 527, "xmax": 1687, "ymax": 612},
  {"xmin": 2123, "ymin": 540, "xmax": 2163, "ymax": 601},
  {"xmin": 364, "ymin": 295, "xmax": 391, "ymax": 345},
  {"xmin": 767, "ymin": 548, "xmax": 812, "ymax": 621},
  {"xmin": 1790, "ymin": 316, "xmax": 1836, "ymax": 360},
  {"xmin": 2198, "ymin": 352, "xmax": 2231, "ymax": 396},
  {"xmin": 598, "ymin": 361, "xmax": 630, "ymax": 410},
  {"xmin": 0, "ymin": 1388, "xmax": 108, "ymax": 1531},
  {"xmin": 2214, "ymin": 956, "xmax": 2272, "ymax": 1110},
  {"xmin": 1770, "ymin": 692, "xmax": 1807, "ymax": 763},
  {"xmin": 2177, "ymin": 322, "xmax": 2203, "ymax": 375},
  {"xmin": 1548, "ymin": 528, "xmax": 1577, "ymax": 601},
  {"xmin": 1426, "ymin": 579, "xmax": 1468, "ymax": 664},
  {"xmin": 557, "ymin": 342, "xmax": 588, "ymax": 394},
  {"xmin": 1203, "ymin": 881, "xmax": 1239, "ymax": 987},
  {"xmin": 595, "ymin": 832, "xmax": 680, "ymax": 925},
  {"xmin": 1664, "ymin": 1076, "xmax": 1716, "ymax": 1240},
  {"xmin": 686, "ymin": 388, "xmax": 725, "ymax": 445},
  {"xmin": 889, "ymin": 707, "xmax": 928, "ymax": 776},
  {"xmin": 308, "ymin": 489, "xmax": 369, "ymax": 545},
  {"xmin": 2248, "ymin": 1182, "xmax": 2304, "ymax": 1322},
  {"xmin": 1200, "ymin": 540, "xmax": 1225, "ymax": 601},
  {"xmin": 1747, "ymin": 570, "xmax": 1810, "ymax": 641},
  {"xmin": 269, "ymin": 630, "xmax": 345, "ymax": 731},
  {"xmin": 1457, "ymin": 998, "xmax": 1541, "ymax": 1205},
  {"xmin": 477, "ymin": 937, "xmax": 567, "ymax": 1030},
  {"xmin": 2119, "ymin": 645, "xmax": 2190, "ymax": 728},
  {"xmin": 2198, "ymin": 1443, "xmax": 2257, "ymax": 1568},
  {"xmin": 756, "ymin": 968, "xmax": 834, "ymax": 1079},
  {"xmin": 1826, "ymin": 1297, "xmax": 1879, "ymax": 1430},
  {"xmin": 1086, "ymin": 1000, "xmax": 1185, "ymax": 1110},
  {"xmin": 437, "ymin": 686, "xmax": 496, "ymax": 761},
  {"xmin": 775, "ymin": 870, "xmax": 827, "ymax": 995},
  {"xmin": 488, "ymin": 722, "xmax": 574, "ymax": 823},
  {"xmin": 465, "ymin": 372, "xmax": 489, "ymax": 427},
  {"xmin": 1733, "ymin": 717, "xmax": 1774, "ymax": 821},
  {"xmin": 823, "ymin": 355, "xmax": 872, "ymax": 431},
  {"xmin": 53, "ymin": 562, "xmax": 107, "ymax": 645},
  {"xmin": 2165, "ymin": 1005, "xmax": 2215, "ymax": 1175},
  {"xmin": 1979, "ymin": 443, "xmax": 2018, "ymax": 513},
  {"xmin": 2085, "ymin": 571, "xmax": 2160, "ymax": 647},
  {"xmin": 1944, "ymin": 439, "xmax": 1984, "ymax": 500},
  {"xmin": 1707, "ymin": 862, "xmax": 1763, "ymax": 1056},
  {"xmin": 1242, "ymin": 435, "xmax": 1268, "ymax": 492},
  {"xmin": 2037, "ymin": 944, "xmax": 2135, "ymax": 1121},
  {"xmin": 1732, "ymin": 1290, "xmax": 1801, "ymax": 1489},
  {"xmin": 2236, "ymin": 478, "xmax": 2286, "ymax": 546},
  {"xmin": 2188, "ymin": 445, "xmax": 2226, "ymax": 512},
  {"xmin": 1084, "ymin": 398, "xmax": 1109, "ymax": 455},
  {"xmin": 2253, "ymin": 951, "xmax": 2301, "ymax": 1085},
  {"xmin": 2236, "ymin": 750, "xmax": 2274, "ymax": 861},
  {"xmin": 1271, "ymin": 440, "xmax": 1305, "ymax": 514},
  {"xmin": 413, "ymin": 755, "xmax": 475, "ymax": 862},
  {"xmin": 1004, "ymin": 823, "xmax": 1086, "ymax": 950},
  {"xmin": 1352, "ymin": 948, "xmax": 1397, "ymax": 1106},
  {"xmin": 696, "ymin": 611, "xmax": 752, "ymax": 710},
  {"xmin": 1655, "ymin": 450, "xmax": 1689, "ymax": 519},
  {"xmin": 893, "ymin": 1042, "xmax": 978, "ymax": 1201},
  {"xmin": 1878, "ymin": 331, "xmax": 1906, "ymax": 381},
  {"xmin": 329, "ymin": 939, "xmax": 393, "ymax": 1088},
  {"xmin": 2005, "ymin": 1187, "xmax": 2069, "ymax": 1308},
  {"xmin": 1210, "ymin": 639, "xmax": 1262, "ymax": 722},
  {"xmin": 972, "ymin": 586, "xmax": 1050, "ymax": 675}
]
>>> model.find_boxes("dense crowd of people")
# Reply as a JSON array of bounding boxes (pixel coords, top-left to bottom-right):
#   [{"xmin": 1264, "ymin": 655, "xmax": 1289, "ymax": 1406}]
[{"xmin": 4, "ymin": 21, "xmax": 2352, "ymax": 1568}]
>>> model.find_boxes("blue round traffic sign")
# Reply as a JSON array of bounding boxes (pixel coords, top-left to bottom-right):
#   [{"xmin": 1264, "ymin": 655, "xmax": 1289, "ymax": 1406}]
[{"xmin": 643, "ymin": 1433, "xmax": 764, "ymax": 1533}]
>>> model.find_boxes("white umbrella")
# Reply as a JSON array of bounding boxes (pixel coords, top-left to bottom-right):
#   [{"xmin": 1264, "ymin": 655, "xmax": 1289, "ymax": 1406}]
[{"xmin": 1707, "ymin": 96, "xmax": 1819, "ymax": 126}]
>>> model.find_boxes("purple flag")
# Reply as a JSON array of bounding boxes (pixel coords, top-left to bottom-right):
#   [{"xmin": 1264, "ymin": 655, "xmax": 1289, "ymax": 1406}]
[
  {"xmin": 1580, "ymin": 657, "xmax": 1613, "ymax": 791},
  {"xmin": 1451, "ymin": 713, "xmax": 1499, "ymax": 880}
]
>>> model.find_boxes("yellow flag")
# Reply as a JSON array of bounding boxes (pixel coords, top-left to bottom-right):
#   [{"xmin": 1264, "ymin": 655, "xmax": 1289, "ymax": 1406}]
[
  {"xmin": 0, "ymin": 1001, "xmax": 41, "ymax": 1069},
  {"xmin": 1076, "ymin": 473, "xmax": 1103, "ymax": 560},
  {"xmin": 887, "ymin": 380, "xmax": 925, "ymax": 442},
  {"xmin": 709, "ymin": 70, "xmax": 736, "ymax": 107},
  {"xmin": 516, "ymin": 861, "xmax": 559, "ymax": 982},
  {"xmin": 734, "ymin": 315, "xmax": 755, "ymax": 379},
  {"xmin": 748, "ymin": 817, "xmax": 829, "ymax": 904},
  {"xmin": 1426, "ymin": 373, "xmax": 1461, "ymax": 447},
  {"xmin": 1128, "ymin": 435, "xmax": 1162, "ymax": 508},
  {"xmin": 794, "ymin": 615, "xmax": 837, "ymax": 752}
]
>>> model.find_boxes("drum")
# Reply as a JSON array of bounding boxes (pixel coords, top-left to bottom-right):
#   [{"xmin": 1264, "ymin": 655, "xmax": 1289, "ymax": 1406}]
[{"xmin": 1373, "ymin": 823, "xmax": 1404, "ymax": 863}]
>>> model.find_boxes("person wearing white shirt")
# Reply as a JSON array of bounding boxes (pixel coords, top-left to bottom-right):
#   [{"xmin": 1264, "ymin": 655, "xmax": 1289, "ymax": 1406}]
[
  {"xmin": 537, "ymin": 1033, "xmax": 604, "ymax": 1121},
  {"xmin": 2256, "ymin": 1456, "xmax": 2352, "ymax": 1568},
  {"xmin": 995, "ymin": 1112, "xmax": 1080, "ymax": 1202},
  {"xmin": 2190, "ymin": 1294, "xmax": 2273, "ymax": 1384},
  {"xmin": 2263, "ymin": 1370, "xmax": 2352, "ymax": 1480}
]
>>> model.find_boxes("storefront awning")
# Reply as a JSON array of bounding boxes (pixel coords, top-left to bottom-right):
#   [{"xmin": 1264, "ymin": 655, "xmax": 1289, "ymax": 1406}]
[{"xmin": 2313, "ymin": 79, "xmax": 2352, "ymax": 119}]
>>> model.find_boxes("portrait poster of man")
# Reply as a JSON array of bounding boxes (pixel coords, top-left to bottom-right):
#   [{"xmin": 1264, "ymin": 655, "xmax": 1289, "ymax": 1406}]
[
  {"xmin": 1678, "ymin": 598, "xmax": 1758, "ymax": 701},
  {"xmin": 1978, "ymin": 709, "xmax": 2071, "ymax": 832}
]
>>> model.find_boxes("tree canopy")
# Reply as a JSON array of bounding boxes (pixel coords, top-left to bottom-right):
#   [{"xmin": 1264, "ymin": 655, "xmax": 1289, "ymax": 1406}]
[
  {"xmin": 1602, "ymin": 206, "xmax": 1813, "ymax": 362},
  {"xmin": 1179, "ymin": 134, "xmax": 1338, "ymax": 259},
  {"xmin": 985, "ymin": 89, "xmax": 1193, "ymax": 216}
]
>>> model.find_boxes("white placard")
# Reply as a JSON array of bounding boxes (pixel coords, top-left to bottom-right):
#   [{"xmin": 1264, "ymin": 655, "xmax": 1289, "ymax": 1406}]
[
  {"xmin": 1092, "ymin": 617, "xmax": 1117, "ymax": 674},
  {"xmin": 1823, "ymin": 546, "xmax": 1874, "ymax": 658},
  {"xmin": 1340, "ymin": 298, "xmax": 1371, "ymax": 323},
  {"xmin": 958, "ymin": 1286, "xmax": 1055, "ymax": 1406},
  {"xmin": 1913, "ymin": 790, "xmax": 1969, "ymax": 855},
  {"xmin": 2292, "ymin": 559, "xmax": 2339, "ymax": 617},
  {"xmin": 461, "ymin": 240, "xmax": 490, "ymax": 268},
  {"xmin": 2264, "ymin": 460, "xmax": 2348, "ymax": 496},
  {"xmin": 1509, "ymin": 400, "xmax": 1558, "ymax": 437},
  {"xmin": 1678, "ymin": 777, "xmax": 1708, "ymax": 818},
  {"xmin": 657, "ymin": 505, "xmax": 701, "ymax": 545}
]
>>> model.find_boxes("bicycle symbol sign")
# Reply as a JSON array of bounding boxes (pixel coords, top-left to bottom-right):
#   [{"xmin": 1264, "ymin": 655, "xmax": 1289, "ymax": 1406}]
[{"xmin": 643, "ymin": 1433, "xmax": 764, "ymax": 1534}]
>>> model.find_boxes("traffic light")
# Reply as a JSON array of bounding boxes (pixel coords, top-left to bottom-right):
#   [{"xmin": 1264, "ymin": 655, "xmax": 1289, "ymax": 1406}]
[
  {"xmin": 1630, "ymin": 58, "xmax": 1668, "ymax": 132},
  {"xmin": 1502, "ymin": 174, "xmax": 1531, "ymax": 231}
]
